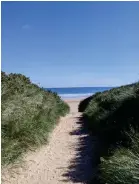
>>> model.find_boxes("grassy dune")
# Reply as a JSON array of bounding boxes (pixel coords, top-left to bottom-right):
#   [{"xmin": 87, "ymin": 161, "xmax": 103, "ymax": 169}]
[
  {"xmin": 81, "ymin": 83, "xmax": 139, "ymax": 139},
  {"xmin": 1, "ymin": 71, "xmax": 70, "ymax": 165},
  {"xmin": 100, "ymin": 131, "xmax": 139, "ymax": 184},
  {"xmin": 79, "ymin": 82, "xmax": 139, "ymax": 184}
]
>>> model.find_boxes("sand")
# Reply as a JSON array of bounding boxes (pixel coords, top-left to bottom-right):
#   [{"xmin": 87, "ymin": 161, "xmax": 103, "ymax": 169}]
[{"xmin": 2, "ymin": 99, "xmax": 96, "ymax": 184}]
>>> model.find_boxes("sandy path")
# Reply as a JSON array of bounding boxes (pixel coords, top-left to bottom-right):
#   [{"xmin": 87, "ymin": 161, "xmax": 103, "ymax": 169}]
[{"xmin": 2, "ymin": 100, "xmax": 96, "ymax": 184}]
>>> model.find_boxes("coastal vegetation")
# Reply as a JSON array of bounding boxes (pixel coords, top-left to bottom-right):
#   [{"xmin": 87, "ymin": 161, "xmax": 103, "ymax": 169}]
[
  {"xmin": 1, "ymin": 71, "xmax": 70, "ymax": 165},
  {"xmin": 100, "ymin": 131, "xmax": 139, "ymax": 184},
  {"xmin": 79, "ymin": 82, "xmax": 139, "ymax": 184}
]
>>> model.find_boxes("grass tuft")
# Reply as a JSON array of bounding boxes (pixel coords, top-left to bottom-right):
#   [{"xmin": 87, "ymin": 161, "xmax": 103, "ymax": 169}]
[{"xmin": 100, "ymin": 132, "xmax": 139, "ymax": 184}]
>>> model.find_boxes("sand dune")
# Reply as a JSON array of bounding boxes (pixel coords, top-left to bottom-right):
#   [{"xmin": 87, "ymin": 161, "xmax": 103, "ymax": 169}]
[{"xmin": 2, "ymin": 99, "xmax": 96, "ymax": 184}]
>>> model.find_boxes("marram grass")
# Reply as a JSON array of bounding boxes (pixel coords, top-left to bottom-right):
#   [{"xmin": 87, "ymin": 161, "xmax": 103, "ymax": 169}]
[
  {"xmin": 100, "ymin": 132, "xmax": 139, "ymax": 184},
  {"xmin": 1, "ymin": 71, "xmax": 70, "ymax": 165},
  {"xmin": 79, "ymin": 82, "xmax": 139, "ymax": 184}
]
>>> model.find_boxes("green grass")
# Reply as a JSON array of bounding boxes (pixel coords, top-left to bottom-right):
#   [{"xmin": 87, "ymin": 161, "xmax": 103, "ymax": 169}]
[
  {"xmin": 83, "ymin": 82, "xmax": 139, "ymax": 142},
  {"xmin": 1, "ymin": 71, "xmax": 70, "ymax": 165},
  {"xmin": 78, "ymin": 82, "xmax": 139, "ymax": 184},
  {"xmin": 100, "ymin": 131, "xmax": 139, "ymax": 184}
]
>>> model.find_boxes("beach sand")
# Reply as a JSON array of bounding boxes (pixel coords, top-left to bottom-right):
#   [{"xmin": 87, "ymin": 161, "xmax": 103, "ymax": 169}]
[{"xmin": 2, "ymin": 98, "xmax": 95, "ymax": 184}]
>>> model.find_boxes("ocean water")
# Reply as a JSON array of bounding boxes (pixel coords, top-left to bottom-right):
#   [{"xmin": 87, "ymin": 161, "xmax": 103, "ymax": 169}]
[{"xmin": 46, "ymin": 87, "xmax": 113, "ymax": 99}]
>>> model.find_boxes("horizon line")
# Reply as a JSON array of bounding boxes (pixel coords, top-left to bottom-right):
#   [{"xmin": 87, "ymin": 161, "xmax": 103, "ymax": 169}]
[{"xmin": 44, "ymin": 86, "xmax": 118, "ymax": 89}]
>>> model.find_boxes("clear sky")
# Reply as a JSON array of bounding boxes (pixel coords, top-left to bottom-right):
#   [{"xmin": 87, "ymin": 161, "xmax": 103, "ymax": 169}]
[{"xmin": 2, "ymin": 1, "xmax": 139, "ymax": 87}]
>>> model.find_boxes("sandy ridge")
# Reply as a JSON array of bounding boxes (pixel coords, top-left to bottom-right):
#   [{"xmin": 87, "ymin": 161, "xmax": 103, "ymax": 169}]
[{"xmin": 2, "ymin": 100, "xmax": 94, "ymax": 184}]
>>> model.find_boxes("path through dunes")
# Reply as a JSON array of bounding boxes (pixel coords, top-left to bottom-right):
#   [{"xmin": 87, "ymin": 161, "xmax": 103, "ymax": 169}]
[{"xmin": 2, "ymin": 100, "xmax": 98, "ymax": 184}]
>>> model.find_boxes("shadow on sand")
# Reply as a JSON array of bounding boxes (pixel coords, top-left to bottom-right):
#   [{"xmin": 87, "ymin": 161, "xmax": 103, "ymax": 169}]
[{"xmin": 61, "ymin": 116, "xmax": 100, "ymax": 184}]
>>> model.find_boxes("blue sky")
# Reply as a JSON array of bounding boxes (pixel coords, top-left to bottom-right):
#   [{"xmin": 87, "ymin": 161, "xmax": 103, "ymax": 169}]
[{"xmin": 2, "ymin": 2, "xmax": 139, "ymax": 87}]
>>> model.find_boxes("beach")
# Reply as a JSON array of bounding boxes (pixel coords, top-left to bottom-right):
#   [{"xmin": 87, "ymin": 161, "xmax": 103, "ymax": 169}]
[
  {"xmin": 2, "ymin": 2, "xmax": 139, "ymax": 184},
  {"xmin": 2, "ymin": 98, "xmax": 94, "ymax": 184}
]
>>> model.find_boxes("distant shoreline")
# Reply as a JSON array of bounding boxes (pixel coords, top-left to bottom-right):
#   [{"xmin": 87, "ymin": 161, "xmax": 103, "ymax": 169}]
[
  {"xmin": 64, "ymin": 97, "xmax": 86, "ymax": 103},
  {"xmin": 45, "ymin": 86, "xmax": 112, "ymax": 99}
]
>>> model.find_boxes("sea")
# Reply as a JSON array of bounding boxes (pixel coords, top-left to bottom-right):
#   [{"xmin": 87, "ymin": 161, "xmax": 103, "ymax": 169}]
[{"xmin": 46, "ymin": 87, "xmax": 113, "ymax": 99}]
